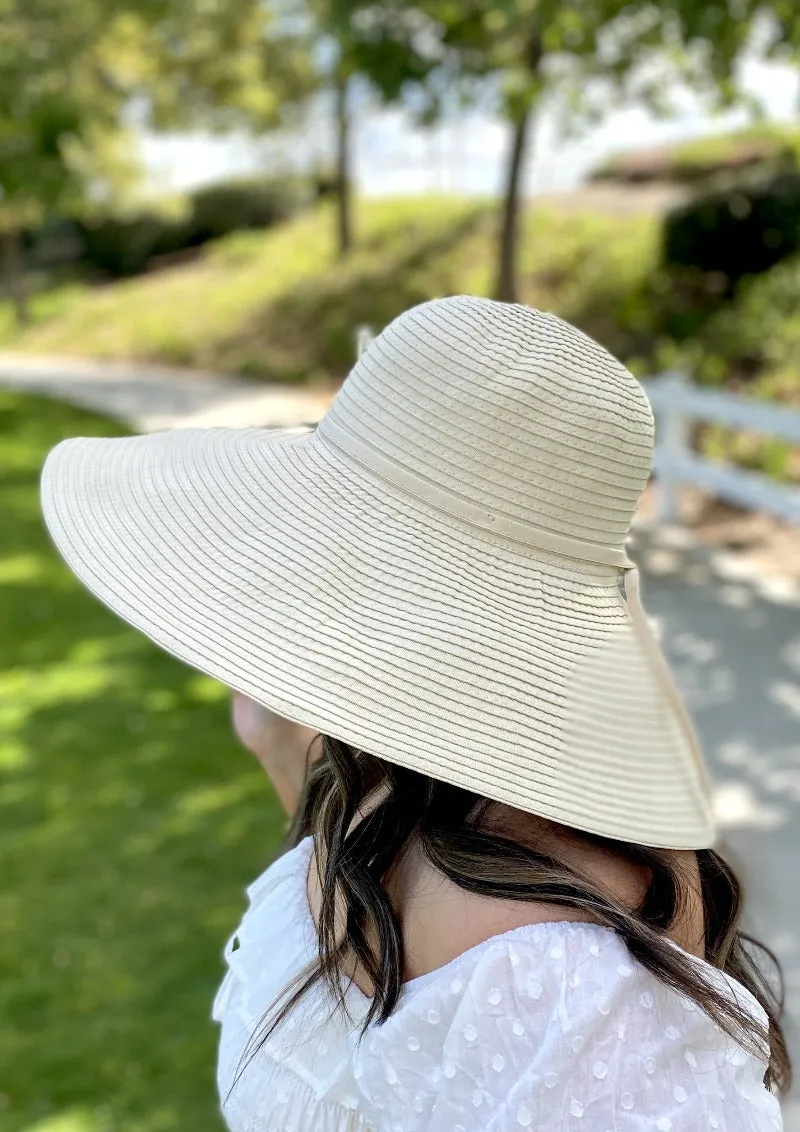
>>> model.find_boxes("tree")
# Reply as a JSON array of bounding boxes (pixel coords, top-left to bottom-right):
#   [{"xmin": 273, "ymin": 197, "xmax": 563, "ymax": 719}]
[
  {"xmin": 0, "ymin": 0, "xmax": 315, "ymax": 322},
  {"xmin": 124, "ymin": 0, "xmax": 316, "ymax": 131},
  {"xmin": 322, "ymin": 1, "xmax": 449, "ymax": 256},
  {"xmin": 333, "ymin": 69, "xmax": 353, "ymax": 255},
  {"xmin": 327, "ymin": 0, "xmax": 794, "ymax": 302},
  {"xmin": 308, "ymin": 15, "xmax": 357, "ymax": 258},
  {"xmin": 0, "ymin": 0, "xmax": 128, "ymax": 320}
]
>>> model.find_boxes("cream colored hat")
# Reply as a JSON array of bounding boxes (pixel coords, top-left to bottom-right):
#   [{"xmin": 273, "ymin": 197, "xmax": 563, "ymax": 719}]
[{"xmin": 40, "ymin": 296, "xmax": 715, "ymax": 849}]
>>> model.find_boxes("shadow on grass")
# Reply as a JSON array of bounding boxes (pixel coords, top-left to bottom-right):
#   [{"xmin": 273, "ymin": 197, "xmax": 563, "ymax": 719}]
[{"xmin": 0, "ymin": 392, "xmax": 286, "ymax": 1132}]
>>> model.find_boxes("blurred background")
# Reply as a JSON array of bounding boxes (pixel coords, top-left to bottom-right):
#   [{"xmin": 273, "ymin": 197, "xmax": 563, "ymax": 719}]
[{"xmin": 2, "ymin": 1, "xmax": 800, "ymax": 1130}]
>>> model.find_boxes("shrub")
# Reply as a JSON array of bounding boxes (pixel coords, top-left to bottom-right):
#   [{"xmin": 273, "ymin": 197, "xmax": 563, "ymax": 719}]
[
  {"xmin": 662, "ymin": 172, "xmax": 800, "ymax": 288},
  {"xmin": 699, "ymin": 255, "xmax": 800, "ymax": 377},
  {"xmin": 186, "ymin": 177, "xmax": 308, "ymax": 245},
  {"xmin": 75, "ymin": 176, "xmax": 312, "ymax": 277},
  {"xmin": 77, "ymin": 212, "xmax": 192, "ymax": 276}
]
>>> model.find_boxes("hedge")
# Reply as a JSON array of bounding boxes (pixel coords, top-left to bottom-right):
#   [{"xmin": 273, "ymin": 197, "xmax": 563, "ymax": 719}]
[
  {"xmin": 662, "ymin": 172, "xmax": 800, "ymax": 287},
  {"xmin": 25, "ymin": 176, "xmax": 314, "ymax": 278}
]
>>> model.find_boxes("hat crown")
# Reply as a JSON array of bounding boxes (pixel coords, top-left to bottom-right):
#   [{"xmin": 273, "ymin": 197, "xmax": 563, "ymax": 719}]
[{"xmin": 320, "ymin": 296, "xmax": 654, "ymax": 553}]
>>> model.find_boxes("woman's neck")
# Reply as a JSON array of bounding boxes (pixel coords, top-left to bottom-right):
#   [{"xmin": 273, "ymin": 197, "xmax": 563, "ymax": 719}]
[{"xmin": 308, "ymin": 803, "xmax": 705, "ymax": 996}]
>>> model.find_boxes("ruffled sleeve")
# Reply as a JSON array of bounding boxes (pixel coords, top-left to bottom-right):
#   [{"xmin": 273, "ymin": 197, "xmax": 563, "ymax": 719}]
[{"xmin": 349, "ymin": 923, "xmax": 783, "ymax": 1132}]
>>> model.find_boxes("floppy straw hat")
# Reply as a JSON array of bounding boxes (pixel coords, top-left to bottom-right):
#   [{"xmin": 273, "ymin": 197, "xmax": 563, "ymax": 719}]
[{"xmin": 40, "ymin": 296, "xmax": 715, "ymax": 850}]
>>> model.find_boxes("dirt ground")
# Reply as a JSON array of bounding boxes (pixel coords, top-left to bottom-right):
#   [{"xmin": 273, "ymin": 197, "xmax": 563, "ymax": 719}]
[
  {"xmin": 637, "ymin": 482, "xmax": 800, "ymax": 584},
  {"xmin": 538, "ymin": 182, "xmax": 692, "ymax": 215}
]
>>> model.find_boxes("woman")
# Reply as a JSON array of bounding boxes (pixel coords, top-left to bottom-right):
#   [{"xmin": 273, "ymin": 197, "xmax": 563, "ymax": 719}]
[{"xmin": 41, "ymin": 296, "xmax": 789, "ymax": 1131}]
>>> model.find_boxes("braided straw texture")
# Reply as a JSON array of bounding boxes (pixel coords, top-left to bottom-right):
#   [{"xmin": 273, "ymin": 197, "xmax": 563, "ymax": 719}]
[{"xmin": 40, "ymin": 297, "xmax": 714, "ymax": 848}]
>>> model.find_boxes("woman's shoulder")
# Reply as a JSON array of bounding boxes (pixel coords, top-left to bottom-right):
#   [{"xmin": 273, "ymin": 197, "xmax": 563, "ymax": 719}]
[
  {"xmin": 394, "ymin": 918, "xmax": 768, "ymax": 1039},
  {"xmin": 350, "ymin": 926, "xmax": 781, "ymax": 1131}
]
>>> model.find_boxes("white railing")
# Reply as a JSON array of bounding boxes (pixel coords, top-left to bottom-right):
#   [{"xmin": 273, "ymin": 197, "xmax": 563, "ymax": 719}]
[
  {"xmin": 354, "ymin": 327, "xmax": 800, "ymax": 527},
  {"xmin": 641, "ymin": 372, "xmax": 800, "ymax": 525},
  {"xmin": 356, "ymin": 325, "xmax": 375, "ymax": 359}
]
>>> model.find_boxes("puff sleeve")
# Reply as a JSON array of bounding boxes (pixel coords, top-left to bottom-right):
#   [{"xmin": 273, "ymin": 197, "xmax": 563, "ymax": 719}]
[{"xmin": 349, "ymin": 924, "xmax": 783, "ymax": 1132}]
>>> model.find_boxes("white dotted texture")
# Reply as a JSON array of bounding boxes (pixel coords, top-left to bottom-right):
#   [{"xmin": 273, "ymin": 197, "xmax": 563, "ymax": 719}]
[{"xmin": 213, "ymin": 838, "xmax": 782, "ymax": 1132}]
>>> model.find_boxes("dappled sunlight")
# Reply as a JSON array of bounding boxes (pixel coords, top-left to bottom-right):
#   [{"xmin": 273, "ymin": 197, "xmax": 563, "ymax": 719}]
[
  {"xmin": 2, "ymin": 654, "xmax": 129, "ymax": 718},
  {"xmin": 642, "ymin": 548, "xmax": 678, "ymax": 574},
  {"xmin": 123, "ymin": 775, "xmax": 271, "ymax": 857},
  {"xmin": 5, "ymin": 390, "xmax": 800, "ymax": 1127},
  {"xmin": 0, "ymin": 737, "xmax": 30, "ymax": 771},
  {"xmin": 141, "ymin": 687, "xmax": 180, "ymax": 713},
  {"xmin": 669, "ymin": 629, "xmax": 736, "ymax": 711},
  {"xmin": 184, "ymin": 674, "xmax": 231, "ymax": 703},
  {"xmin": 216, "ymin": 202, "xmax": 492, "ymax": 382},
  {"xmin": 670, "ymin": 629, "xmax": 720, "ymax": 664},
  {"xmin": 770, "ymin": 683, "xmax": 800, "ymax": 719},
  {"xmin": 716, "ymin": 583, "xmax": 757, "ymax": 609},
  {"xmin": 0, "ymin": 197, "xmax": 664, "ymax": 386},
  {"xmin": 639, "ymin": 530, "xmax": 800, "ymax": 1065},
  {"xmin": 712, "ymin": 781, "xmax": 787, "ymax": 831},
  {"xmin": 0, "ymin": 553, "xmax": 50, "ymax": 585},
  {"xmin": 1, "ymin": 393, "xmax": 285, "ymax": 1132},
  {"xmin": 680, "ymin": 664, "xmax": 736, "ymax": 711},
  {"xmin": 17, "ymin": 1108, "xmax": 106, "ymax": 1132},
  {"xmin": 175, "ymin": 776, "xmax": 266, "ymax": 819}
]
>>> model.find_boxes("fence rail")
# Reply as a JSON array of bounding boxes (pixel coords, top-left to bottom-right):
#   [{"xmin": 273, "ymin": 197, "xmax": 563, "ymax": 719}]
[{"xmin": 641, "ymin": 372, "xmax": 800, "ymax": 525}]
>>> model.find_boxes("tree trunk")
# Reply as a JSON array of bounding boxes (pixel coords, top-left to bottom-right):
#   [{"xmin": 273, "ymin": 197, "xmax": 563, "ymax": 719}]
[
  {"xmin": 1, "ymin": 228, "xmax": 29, "ymax": 325},
  {"xmin": 494, "ymin": 105, "xmax": 533, "ymax": 304},
  {"xmin": 494, "ymin": 33, "xmax": 542, "ymax": 304},
  {"xmin": 334, "ymin": 73, "xmax": 353, "ymax": 258}
]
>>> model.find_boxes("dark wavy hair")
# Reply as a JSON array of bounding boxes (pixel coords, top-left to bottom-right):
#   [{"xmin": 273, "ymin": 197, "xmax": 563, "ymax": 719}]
[{"xmin": 228, "ymin": 733, "xmax": 792, "ymax": 1100}]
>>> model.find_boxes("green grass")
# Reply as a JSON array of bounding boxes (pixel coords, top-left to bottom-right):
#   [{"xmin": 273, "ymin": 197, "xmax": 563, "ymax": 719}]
[
  {"xmin": 0, "ymin": 196, "xmax": 661, "ymax": 383},
  {"xmin": 1, "ymin": 194, "xmax": 798, "ymax": 478},
  {"xmin": 0, "ymin": 198, "xmax": 484, "ymax": 373},
  {"xmin": 0, "ymin": 390, "xmax": 287, "ymax": 1132},
  {"xmin": 1, "ymin": 194, "xmax": 796, "ymax": 398}
]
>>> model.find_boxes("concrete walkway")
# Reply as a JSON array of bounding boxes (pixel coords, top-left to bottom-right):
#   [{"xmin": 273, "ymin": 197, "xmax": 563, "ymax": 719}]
[
  {"xmin": 631, "ymin": 527, "xmax": 800, "ymax": 1122},
  {"xmin": 5, "ymin": 353, "xmax": 800, "ymax": 1121},
  {"xmin": 0, "ymin": 353, "xmax": 334, "ymax": 431}
]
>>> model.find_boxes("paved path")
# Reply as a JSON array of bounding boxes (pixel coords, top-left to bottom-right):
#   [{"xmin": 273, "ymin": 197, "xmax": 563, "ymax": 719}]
[
  {"xmin": 632, "ymin": 527, "xmax": 800, "ymax": 1122},
  {"xmin": 538, "ymin": 181, "xmax": 692, "ymax": 216},
  {"xmin": 0, "ymin": 353, "xmax": 335, "ymax": 431},
  {"xmin": 5, "ymin": 354, "xmax": 800, "ymax": 1120}
]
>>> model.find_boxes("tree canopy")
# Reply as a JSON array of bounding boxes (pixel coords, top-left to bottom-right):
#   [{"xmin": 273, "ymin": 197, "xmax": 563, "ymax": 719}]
[
  {"xmin": 2, "ymin": 0, "xmax": 799, "ymax": 315},
  {"xmin": 325, "ymin": 0, "xmax": 800, "ymax": 298}
]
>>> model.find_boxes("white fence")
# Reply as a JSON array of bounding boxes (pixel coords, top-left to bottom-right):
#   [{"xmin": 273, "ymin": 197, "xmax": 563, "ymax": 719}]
[
  {"xmin": 354, "ymin": 327, "xmax": 800, "ymax": 527},
  {"xmin": 641, "ymin": 372, "xmax": 800, "ymax": 525},
  {"xmin": 356, "ymin": 325, "xmax": 375, "ymax": 359}
]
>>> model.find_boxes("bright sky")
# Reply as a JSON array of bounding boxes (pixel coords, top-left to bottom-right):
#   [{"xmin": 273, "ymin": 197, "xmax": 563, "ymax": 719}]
[{"xmin": 142, "ymin": 54, "xmax": 799, "ymax": 197}]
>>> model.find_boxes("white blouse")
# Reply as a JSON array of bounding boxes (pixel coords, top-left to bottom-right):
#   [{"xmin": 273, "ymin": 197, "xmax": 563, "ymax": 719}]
[{"xmin": 212, "ymin": 836, "xmax": 783, "ymax": 1132}]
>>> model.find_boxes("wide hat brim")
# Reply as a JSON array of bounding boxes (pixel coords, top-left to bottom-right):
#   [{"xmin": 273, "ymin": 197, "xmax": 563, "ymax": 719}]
[{"xmin": 41, "ymin": 422, "xmax": 714, "ymax": 850}]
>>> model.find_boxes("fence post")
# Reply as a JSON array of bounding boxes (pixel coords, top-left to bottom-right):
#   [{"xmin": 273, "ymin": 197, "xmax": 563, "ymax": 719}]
[
  {"xmin": 656, "ymin": 371, "xmax": 690, "ymax": 526},
  {"xmin": 355, "ymin": 325, "xmax": 375, "ymax": 360}
]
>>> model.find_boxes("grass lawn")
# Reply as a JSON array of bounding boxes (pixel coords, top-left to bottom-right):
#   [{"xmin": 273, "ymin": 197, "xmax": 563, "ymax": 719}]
[
  {"xmin": 0, "ymin": 196, "xmax": 661, "ymax": 382},
  {"xmin": 1, "ymin": 195, "xmax": 798, "ymax": 480},
  {"xmin": 0, "ymin": 391, "xmax": 287, "ymax": 1132}
]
